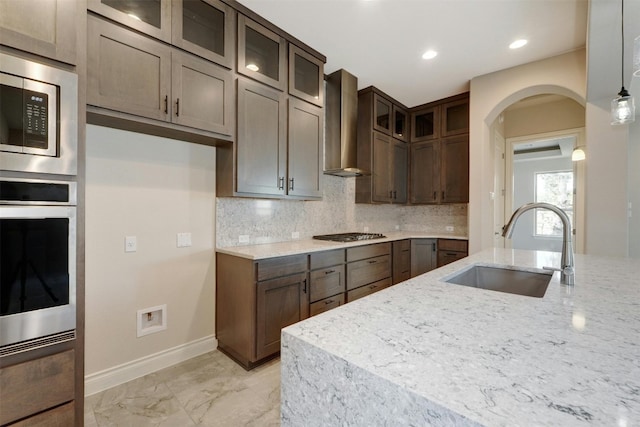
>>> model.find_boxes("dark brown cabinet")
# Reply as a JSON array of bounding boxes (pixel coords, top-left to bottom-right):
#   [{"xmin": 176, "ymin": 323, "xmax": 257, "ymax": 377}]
[
  {"xmin": 219, "ymin": 78, "xmax": 322, "ymax": 199},
  {"xmin": 357, "ymin": 131, "xmax": 408, "ymax": 204},
  {"xmin": 437, "ymin": 239, "xmax": 468, "ymax": 267},
  {"xmin": 237, "ymin": 14, "xmax": 287, "ymax": 91},
  {"xmin": 411, "ymin": 106, "xmax": 439, "ymax": 142},
  {"xmin": 0, "ymin": 0, "xmax": 77, "ymax": 64},
  {"xmin": 392, "ymin": 240, "xmax": 411, "ymax": 284},
  {"xmin": 411, "ymin": 239, "xmax": 437, "ymax": 276},
  {"xmin": 346, "ymin": 243, "xmax": 392, "ymax": 302},
  {"xmin": 88, "ymin": 0, "xmax": 234, "ymax": 67},
  {"xmin": 216, "ymin": 252, "xmax": 308, "ymax": 369},
  {"xmin": 309, "ymin": 249, "xmax": 346, "ymax": 317},
  {"xmin": 87, "ymin": 15, "xmax": 233, "ymax": 136},
  {"xmin": 0, "ymin": 350, "xmax": 75, "ymax": 425},
  {"xmin": 410, "ymin": 93, "xmax": 469, "ymax": 204},
  {"xmin": 289, "ymin": 44, "xmax": 324, "ymax": 107},
  {"xmin": 393, "ymin": 105, "xmax": 409, "ymax": 142}
]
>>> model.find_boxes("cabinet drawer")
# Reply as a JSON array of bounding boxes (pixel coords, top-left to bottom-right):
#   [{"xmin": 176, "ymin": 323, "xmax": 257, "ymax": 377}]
[
  {"xmin": 437, "ymin": 251, "xmax": 467, "ymax": 267},
  {"xmin": 310, "ymin": 249, "xmax": 345, "ymax": 270},
  {"xmin": 310, "ymin": 293, "xmax": 345, "ymax": 317},
  {"xmin": 257, "ymin": 254, "xmax": 307, "ymax": 281},
  {"xmin": 346, "ymin": 242, "xmax": 391, "ymax": 262},
  {"xmin": 0, "ymin": 350, "xmax": 74, "ymax": 425},
  {"xmin": 437, "ymin": 239, "xmax": 468, "ymax": 252},
  {"xmin": 347, "ymin": 278, "xmax": 391, "ymax": 302},
  {"xmin": 347, "ymin": 254, "xmax": 391, "ymax": 290},
  {"xmin": 10, "ymin": 401, "xmax": 74, "ymax": 427},
  {"xmin": 309, "ymin": 265, "xmax": 345, "ymax": 302}
]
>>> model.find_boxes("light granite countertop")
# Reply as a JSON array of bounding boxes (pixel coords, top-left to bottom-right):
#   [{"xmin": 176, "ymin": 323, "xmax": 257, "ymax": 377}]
[
  {"xmin": 216, "ymin": 231, "xmax": 467, "ymax": 260},
  {"xmin": 280, "ymin": 248, "xmax": 640, "ymax": 426}
]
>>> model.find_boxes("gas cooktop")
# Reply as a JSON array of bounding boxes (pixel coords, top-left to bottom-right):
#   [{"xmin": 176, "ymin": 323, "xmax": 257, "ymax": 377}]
[{"xmin": 312, "ymin": 232, "xmax": 386, "ymax": 242}]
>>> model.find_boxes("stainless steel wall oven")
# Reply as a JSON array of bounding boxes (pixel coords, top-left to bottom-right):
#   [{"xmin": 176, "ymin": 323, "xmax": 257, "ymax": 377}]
[{"xmin": 0, "ymin": 178, "xmax": 76, "ymax": 349}]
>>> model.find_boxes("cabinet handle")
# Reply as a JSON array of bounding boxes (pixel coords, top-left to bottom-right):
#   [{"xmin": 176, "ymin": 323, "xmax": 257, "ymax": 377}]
[
  {"xmin": 433, "ymin": 191, "xmax": 437, "ymax": 200},
  {"xmin": 389, "ymin": 190, "xmax": 393, "ymax": 199},
  {"xmin": 289, "ymin": 177, "xmax": 295, "ymax": 191},
  {"xmin": 175, "ymin": 98, "xmax": 180, "ymax": 117},
  {"xmin": 432, "ymin": 243, "xmax": 436, "ymax": 252},
  {"xmin": 369, "ymin": 284, "xmax": 378, "ymax": 290},
  {"xmin": 393, "ymin": 190, "xmax": 397, "ymax": 199},
  {"xmin": 325, "ymin": 270, "xmax": 335, "ymax": 275},
  {"xmin": 278, "ymin": 177, "xmax": 285, "ymax": 190},
  {"xmin": 368, "ymin": 260, "xmax": 377, "ymax": 264},
  {"xmin": 324, "ymin": 299, "xmax": 334, "ymax": 305},
  {"xmin": 442, "ymin": 191, "xmax": 445, "ymax": 200},
  {"xmin": 446, "ymin": 252, "xmax": 457, "ymax": 256},
  {"xmin": 164, "ymin": 95, "xmax": 168, "ymax": 114},
  {"xmin": 302, "ymin": 279, "xmax": 307, "ymax": 293}
]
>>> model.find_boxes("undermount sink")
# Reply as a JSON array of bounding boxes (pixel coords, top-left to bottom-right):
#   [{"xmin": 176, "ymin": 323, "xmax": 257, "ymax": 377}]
[{"xmin": 444, "ymin": 264, "xmax": 553, "ymax": 298}]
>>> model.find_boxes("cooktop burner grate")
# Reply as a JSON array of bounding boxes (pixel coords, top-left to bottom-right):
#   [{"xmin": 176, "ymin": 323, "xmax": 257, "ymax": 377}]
[{"xmin": 312, "ymin": 232, "xmax": 386, "ymax": 242}]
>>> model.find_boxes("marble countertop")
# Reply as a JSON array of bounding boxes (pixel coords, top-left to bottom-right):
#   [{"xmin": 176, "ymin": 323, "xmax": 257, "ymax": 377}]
[
  {"xmin": 281, "ymin": 248, "xmax": 640, "ymax": 426},
  {"xmin": 216, "ymin": 231, "xmax": 467, "ymax": 260}
]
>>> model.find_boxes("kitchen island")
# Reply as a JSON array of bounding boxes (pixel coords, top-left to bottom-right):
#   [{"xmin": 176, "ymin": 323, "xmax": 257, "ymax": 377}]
[{"xmin": 281, "ymin": 248, "xmax": 640, "ymax": 426}]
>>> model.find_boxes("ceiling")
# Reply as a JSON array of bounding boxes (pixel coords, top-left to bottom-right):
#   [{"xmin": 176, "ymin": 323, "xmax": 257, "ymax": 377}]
[{"xmin": 237, "ymin": 0, "xmax": 589, "ymax": 107}]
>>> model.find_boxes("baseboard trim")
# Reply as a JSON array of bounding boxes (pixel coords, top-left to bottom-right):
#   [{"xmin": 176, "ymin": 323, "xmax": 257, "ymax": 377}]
[{"xmin": 84, "ymin": 335, "xmax": 217, "ymax": 396}]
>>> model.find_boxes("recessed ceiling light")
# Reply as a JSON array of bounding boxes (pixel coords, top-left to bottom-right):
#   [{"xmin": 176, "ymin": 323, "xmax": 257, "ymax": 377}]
[
  {"xmin": 422, "ymin": 50, "xmax": 438, "ymax": 60},
  {"xmin": 509, "ymin": 39, "xmax": 528, "ymax": 49}
]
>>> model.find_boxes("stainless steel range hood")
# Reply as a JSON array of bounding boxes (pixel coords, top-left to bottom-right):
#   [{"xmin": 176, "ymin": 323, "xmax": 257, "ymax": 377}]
[{"xmin": 324, "ymin": 69, "xmax": 368, "ymax": 177}]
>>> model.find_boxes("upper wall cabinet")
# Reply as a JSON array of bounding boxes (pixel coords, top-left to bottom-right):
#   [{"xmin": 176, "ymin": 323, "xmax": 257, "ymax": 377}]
[
  {"xmin": 0, "ymin": 0, "xmax": 77, "ymax": 64},
  {"xmin": 410, "ymin": 93, "xmax": 469, "ymax": 142},
  {"xmin": 237, "ymin": 15, "xmax": 287, "ymax": 91},
  {"xmin": 288, "ymin": 44, "xmax": 324, "ymax": 107},
  {"xmin": 87, "ymin": 15, "xmax": 233, "ymax": 136},
  {"xmin": 88, "ymin": 0, "xmax": 234, "ymax": 68}
]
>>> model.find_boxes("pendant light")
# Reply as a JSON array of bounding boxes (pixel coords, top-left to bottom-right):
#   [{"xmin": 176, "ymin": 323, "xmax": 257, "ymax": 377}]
[
  {"xmin": 571, "ymin": 147, "xmax": 586, "ymax": 162},
  {"xmin": 611, "ymin": 0, "xmax": 635, "ymax": 125}
]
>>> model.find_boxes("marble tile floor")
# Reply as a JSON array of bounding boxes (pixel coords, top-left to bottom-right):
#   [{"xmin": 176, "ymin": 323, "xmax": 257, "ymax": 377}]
[{"xmin": 84, "ymin": 351, "xmax": 281, "ymax": 426}]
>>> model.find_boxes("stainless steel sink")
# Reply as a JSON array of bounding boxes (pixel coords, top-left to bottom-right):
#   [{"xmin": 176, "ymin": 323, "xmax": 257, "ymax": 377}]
[{"xmin": 445, "ymin": 264, "xmax": 553, "ymax": 298}]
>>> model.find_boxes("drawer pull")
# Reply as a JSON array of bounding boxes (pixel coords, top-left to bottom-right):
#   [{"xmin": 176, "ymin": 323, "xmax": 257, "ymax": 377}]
[
  {"xmin": 369, "ymin": 284, "xmax": 378, "ymax": 289},
  {"xmin": 325, "ymin": 269, "xmax": 335, "ymax": 275},
  {"xmin": 446, "ymin": 252, "xmax": 458, "ymax": 256},
  {"xmin": 303, "ymin": 279, "xmax": 307, "ymax": 293},
  {"xmin": 368, "ymin": 260, "xmax": 377, "ymax": 264},
  {"xmin": 324, "ymin": 299, "xmax": 334, "ymax": 305}
]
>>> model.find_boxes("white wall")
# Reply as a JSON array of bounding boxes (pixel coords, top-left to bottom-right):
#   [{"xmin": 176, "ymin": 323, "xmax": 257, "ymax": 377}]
[
  {"xmin": 469, "ymin": 49, "xmax": 587, "ymax": 254},
  {"xmin": 85, "ymin": 125, "xmax": 216, "ymax": 383}
]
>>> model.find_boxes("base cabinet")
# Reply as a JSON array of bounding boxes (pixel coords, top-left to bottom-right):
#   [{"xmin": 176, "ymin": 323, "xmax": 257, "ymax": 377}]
[
  {"xmin": 346, "ymin": 243, "xmax": 392, "ymax": 301},
  {"xmin": 392, "ymin": 239, "xmax": 411, "ymax": 284},
  {"xmin": 437, "ymin": 239, "xmax": 469, "ymax": 267},
  {"xmin": 411, "ymin": 239, "xmax": 437, "ymax": 276}
]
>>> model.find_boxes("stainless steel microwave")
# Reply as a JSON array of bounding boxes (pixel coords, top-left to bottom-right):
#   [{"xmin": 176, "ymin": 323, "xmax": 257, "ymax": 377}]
[{"xmin": 0, "ymin": 53, "xmax": 78, "ymax": 176}]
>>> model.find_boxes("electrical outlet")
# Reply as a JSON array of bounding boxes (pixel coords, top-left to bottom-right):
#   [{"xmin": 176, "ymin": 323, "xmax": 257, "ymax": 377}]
[
  {"xmin": 137, "ymin": 305, "xmax": 167, "ymax": 337},
  {"xmin": 363, "ymin": 226, "xmax": 369, "ymax": 232},
  {"xmin": 445, "ymin": 226, "xmax": 454, "ymax": 232},
  {"xmin": 395, "ymin": 225, "xmax": 400, "ymax": 230},
  {"xmin": 291, "ymin": 231, "xmax": 300, "ymax": 239},
  {"xmin": 176, "ymin": 232, "xmax": 192, "ymax": 248},
  {"xmin": 239, "ymin": 235, "xmax": 249, "ymax": 244},
  {"xmin": 125, "ymin": 236, "xmax": 137, "ymax": 253}
]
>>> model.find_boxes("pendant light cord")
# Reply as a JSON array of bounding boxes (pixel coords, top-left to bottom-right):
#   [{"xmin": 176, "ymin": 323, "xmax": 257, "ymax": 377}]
[{"xmin": 621, "ymin": 0, "xmax": 625, "ymax": 88}]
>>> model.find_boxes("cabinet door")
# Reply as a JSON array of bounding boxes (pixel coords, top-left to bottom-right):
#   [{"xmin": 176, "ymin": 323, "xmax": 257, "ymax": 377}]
[
  {"xmin": 256, "ymin": 273, "xmax": 309, "ymax": 360},
  {"xmin": 238, "ymin": 15, "xmax": 287, "ymax": 91},
  {"xmin": 441, "ymin": 135, "xmax": 469, "ymax": 203},
  {"xmin": 373, "ymin": 94, "xmax": 392, "ymax": 135},
  {"xmin": 441, "ymin": 97, "xmax": 469, "ymax": 137},
  {"xmin": 410, "ymin": 239, "xmax": 437, "ymax": 277},
  {"xmin": 346, "ymin": 255, "xmax": 391, "ymax": 290},
  {"xmin": 0, "ymin": 0, "xmax": 76, "ymax": 64},
  {"xmin": 371, "ymin": 132, "xmax": 392, "ymax": 202},
  {"xmin": 411, "ymin": 106, "xmax": 439, "ymax": 142},
  {"xmin": 288, "ymin": 98, "xmax": 323, "ymax": 199},
  {"xmin": 309, "ymin": 265, "xmax": 345, "ymax": 302},
  {"xmin": 88, "ymin": 0, "xmax": 171, "ymax": 42},
  {"xmin": 392, "ymin": 240, "xmax": 411, "ymax": 284},
  {"xmin": 410, "ymin": 141, "xmax": 440, "ymax": 204},
  {"xmin": 87, "ymin": 15, "xmax": 171, "ymax": 122},
  {"xmin": 236, "ymin": 78, "xmax": 286, "ymax": 196},
  {"xmin": 171, "ymin": 0, "xmax": 234, "ymax": 68},
  {"xmin": 289, "ymin": 44, "xmax": 324, "ymax": 107},
  {"xmin": 392, "ymin": 105, "xmax": 409, "ymax": 142},
  {"xmin": 171, "ymin": 51, "xmax": 233, "ymax": 135},
  {"xmin": 392, "ymin": 140, "xmax": 408, "ymax": 204}
]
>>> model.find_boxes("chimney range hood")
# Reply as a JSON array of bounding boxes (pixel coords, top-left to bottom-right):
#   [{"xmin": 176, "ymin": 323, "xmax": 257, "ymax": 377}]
[{"xmin": 324, "ymin": 69, "xmax": 369, "ymax": 177}]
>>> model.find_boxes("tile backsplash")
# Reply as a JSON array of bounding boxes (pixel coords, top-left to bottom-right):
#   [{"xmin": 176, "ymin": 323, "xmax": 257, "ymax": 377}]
[{"xmin": 216, "ymin": 175, "xmax": 467, "ymax": 247}]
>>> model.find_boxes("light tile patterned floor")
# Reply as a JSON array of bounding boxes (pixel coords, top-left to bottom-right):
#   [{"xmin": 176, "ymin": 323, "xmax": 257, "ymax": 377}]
[{"xmin": 84, "ymin": 351, "xmax": 280, "ymax": 426}]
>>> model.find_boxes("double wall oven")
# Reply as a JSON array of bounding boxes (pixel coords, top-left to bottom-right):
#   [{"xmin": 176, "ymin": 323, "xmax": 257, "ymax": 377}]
[{"xmin": 0, "ymin": 52, "xmax": 78, "ymax": 353}]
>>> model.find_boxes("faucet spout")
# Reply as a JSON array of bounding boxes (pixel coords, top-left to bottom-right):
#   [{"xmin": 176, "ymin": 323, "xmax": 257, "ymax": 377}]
[{"xmin": 502, "ymin": 202, "xmax": 575, "ymax": 286}]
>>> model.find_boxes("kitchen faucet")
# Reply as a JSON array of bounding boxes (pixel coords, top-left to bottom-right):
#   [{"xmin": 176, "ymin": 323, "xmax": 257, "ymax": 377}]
[{"xmin": 502, "ymin": 202, "xmax": 575, "ymax": 286}]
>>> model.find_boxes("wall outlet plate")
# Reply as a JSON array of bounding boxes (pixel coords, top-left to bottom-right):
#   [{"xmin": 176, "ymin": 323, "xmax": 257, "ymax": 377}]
[
  {"xmin": 446, "ymin": 226, "xmax": 455, "ymax": 232},
  {"xmin": 177, "ymin": 232, "xmax": 192, "ymax": 248},
  {"xmin": 125, "ymin": 236, "xmax": 137, "ymax": 252},
  {"xmin": 239, "ymin": 235, "xmax": 250, "ymax": 244},
  {"xmin": 137, "ymin": 304, "xmax": 167, "ymax": 337},
  {"xmin": 292, "ymin": 231, "xmax": 300, "ymax": 239}
]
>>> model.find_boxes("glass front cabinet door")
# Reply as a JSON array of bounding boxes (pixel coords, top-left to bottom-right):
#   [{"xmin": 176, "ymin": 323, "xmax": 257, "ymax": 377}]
[
  {"xmin": 88, "ymin": 0, "xmax": 172, "ymax": 41},
  {"xmin": 238, "ymin": 14, "xmax": 287, "ymax": 91},
  {"xmin": 288, "ymin": 44, "xmax": 324, "ymax": 107},
  {"xmin": 392, "ymin": 105, "xmax": 408, "ymax": 142}
]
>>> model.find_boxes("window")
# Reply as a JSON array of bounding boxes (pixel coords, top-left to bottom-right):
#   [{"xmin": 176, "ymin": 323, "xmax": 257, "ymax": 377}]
[{"xmin": 535, "ymin": 171, "xmax": 573, "ymax": 237}]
